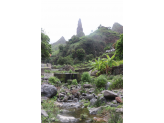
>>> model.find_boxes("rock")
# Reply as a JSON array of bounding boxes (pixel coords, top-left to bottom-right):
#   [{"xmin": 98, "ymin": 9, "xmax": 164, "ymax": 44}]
[
  {"xmin": 43, "ymin": 73, "xmax": 54, "ymax": 80},
  {"xmin": 91, "ymin": 70, "xmax": 98, "ymax": 76},
  {"xmin": 83, "ymin": 84, "xmax": 92, "ymax": 88},
  {"xmin": 90, "ymin": 98, "xmax": 97, "ymax": 106},
  {"xmin": 88, "ymin": 107, "xmax": 102, "ymax": 115},
  {"xmin": 41, "ymin": 110, "xmax": 48, "ymax": 117},
  {"xmin": 60, "ymin": 109, "xmax": 70, "ymax": 114},
  {"xmin": 98, "ymin": 94, "xmax": 103, "ymax": 97},
  {"xmin": 112, "ymin": 22, "xmax": 123, "ymax": 34},
  {"xmin": 41, "ymin": 96, "xmax": 49, "ymax": 103},
  {"xmin": 93, "ymin": 117, "xmax": 107, "ymax": 122},
  {"xmin": 73, "ymin": 98, "xmax": 78, "ymax": 102},
  {"xmin": 112, "ymin": 100, "xmax": 117, "ymax": 104},
  {"xmin": 62, "ymin": 65, "xmax": 75, "ymax": 71},
  {"xmin": 99, "ymin": 97, "xmax": 106, "ymax": 104},
  {"xmin": 82, "ymin": 93, "xmax": 87, "ymax": 96},
  {"xmin": 84, "ymin": 94, "xmax": 94, "ymax": 101},
  {"xmin": 61, "ymin": 102, "xmax": 83, "ymax": 109},
  {"xmin": 62, "ymin": 95, "xmax": 69, "ymax": 102},
  {"xmin": 77, "ymin": 18, "xmax": 85, "ymax": 37},
  {"xmin": 57, "ymin": 114, "xmax": 78, "ymax": 122},
  {"xmin": 110, "ymin": 104, "xmax": 118, "ymax": 107},
  {"xmin": 103, "ymin": 90, "xmax": 118, "ymax": 98},
  {"xmin": 88, "ymin": 106, "xmax": 108, "ymax": 115},
  {"xmin": 115, "ymin": 108, "xmax": 123, "ymax": 113},
  {"xmin": 41, "ymin": 84, "xmax": 57, "ymax": 98},
  {"xmin": 54, "ymin": 102, "xmax": 63, "ymax": 107},
  {"xmin": 105, "ymin": 82, "xmax": 111, "ymax": 90},
  {"xmin": 115, "ymin": 97, "xmax": 123, "ymax": 103}
]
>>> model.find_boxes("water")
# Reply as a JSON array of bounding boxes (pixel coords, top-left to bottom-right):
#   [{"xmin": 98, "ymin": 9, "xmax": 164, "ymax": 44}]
[{"xmin": 53, "ymin": 106, "xmax": 97, "ymax": 123}]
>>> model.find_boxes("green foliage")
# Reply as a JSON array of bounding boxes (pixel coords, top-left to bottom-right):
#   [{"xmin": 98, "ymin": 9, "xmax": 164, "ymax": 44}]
[
  {"xmin": 72, "ymin": 79, "xmax": 78, "ymax": 85},
  {"xmin": 108, "ymin": 112, "xmax": 123, "ymax": 123},
  {"xmin": 41, "ymin": 100, "xmax": 59, "ymax": 123},
  {"xmin": 115, "ymin": 34, "xmax": 123, "ymax": 60},
  {"xmin": 80, "ymin": 113, "xmax": 88, "ymax": 120},
  {"xmin": 69, "ymin": 69, "xmax": 73, "ymax": 73},
  {"xmin": 44, "ymin": 70, "xmax": 51, "ymax": 73},
  {"xmin": 85, "ymin": 54, "xmax": 94, "ymax": 61},
  {"xmin": 83, "ymin": 102, "xmax": 90, "ymax": 108},
  {"xmin": 76, "ymin": 48, "xmax": 85, "ymax": 61},
  {"xmin": 41, "ymin": 30, "xmax": 52, "ymax": 60},
  {"xmin": 48, "ymin": 77, "xmax": 60, "ymax": 85},
  {"xmin": 109, "ymin": 75, "xmax": 123, "ymax": 89},
  {"xmin": 90, "ymin": 57, "xmax": 105, "ymax": 72},
  {"xmin": 81, "ymin": 72, "xmax": 91, "ymax": 82},
  {"xmin": 57, "ymin": 56, "xmax": 73, "ymax": 65},
  {"xmin": 95, "ymin": 75, "xmax": 108, "ymax": 88},
  {"xmin": 59, "ymin": 44, "xmax": 64, "ymax": 52}
]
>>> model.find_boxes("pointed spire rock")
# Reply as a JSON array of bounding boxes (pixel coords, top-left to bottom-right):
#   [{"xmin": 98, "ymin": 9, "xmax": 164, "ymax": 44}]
[
  {"xmin": 112, "ymin": 22, "xmax": 123, "ymax": 34},
  {"xmin": 77, "ymin": 18, "xmax": 85, "ymax": 37}
]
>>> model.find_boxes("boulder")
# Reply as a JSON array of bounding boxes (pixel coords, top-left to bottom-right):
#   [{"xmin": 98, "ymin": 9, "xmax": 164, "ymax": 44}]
[
  {"xmin": 115, "ymin": 97, "xmax": 123, "ymax": 103},
  {"xmin": 115, "ymin": 108, "xmax": 123, "ymax": 113},
  {"xmin": 41, "ymin": 96, "xmax": 49, "ymax": 103},
  {"xmin": 90, "ymin": 98, "xmax": 97, "ymax": 106},
  {"xmin": 91, "ymin": 70, "xmax": 98, "ymax": 76},
  {"xmin": 99, "ymin": 97, "xmax": 106, "ymax": 104},
  {"xmin": 41, "ymin": 110, "xmax": 48, "ymax": 117},
  {"xmin": 110, "ymin": 104, "xmax": 118, "ymax": 107},
  {"xmin": 103, "ymin": 90, "xmax": 118, "ymax": 98},
  {"xmin": 73, "ymin": 98, "xmax": 78, "ymax": 102},
  {"xmin": 105, "ymin": 82, "xmax": 111, "ymax": 90},
  {"xmin": 41, "ymin": 84, "xmax": 57, "ymax": 98},
  {"xmin": 84, "ymin": 94, "xmax": 94, "ymax": 101},
  {"xmin": 83, "ymin": 84, "xmax": 92, "ymax": 88}
]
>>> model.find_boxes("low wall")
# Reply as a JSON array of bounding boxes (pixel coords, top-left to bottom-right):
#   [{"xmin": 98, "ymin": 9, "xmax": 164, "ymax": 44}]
[
  {"xmin": 41, "ymin": 68, "xmax": 51, "ymax": 74},
  {"xmin": 111, "ymin": 64, "xmax": 123, "ymax": 75}
]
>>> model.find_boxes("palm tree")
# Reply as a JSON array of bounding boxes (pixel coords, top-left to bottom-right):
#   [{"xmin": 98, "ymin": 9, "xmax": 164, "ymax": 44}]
[{"xmin": 103, "ymin": 55, "xmax": 117, "ymax": 75}]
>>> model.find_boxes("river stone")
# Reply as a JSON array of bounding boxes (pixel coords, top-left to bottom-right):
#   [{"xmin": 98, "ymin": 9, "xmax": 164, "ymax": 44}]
[
  {"xmin": 115, "ymin": 108, "xmax": 123, "ymax": 113},
  {"xmin": 57, "ymin": 114, "xmax": 78, "ymax": 122},
  {"xmin": 110, "ymin": 104, "xmax": 118, "ymax": 107},
  {"xmin": 41, "ymin": 96, "xmax": 49, "ymax": 103},
  {"xmin": 41, "ymin": 84, "xmax": 57, "ymax": 98},
  {"xmin": 90, "ymin": 98, "xmax": 97, "ymax": 106},
  {"xmin": 62, "ymin": 95, "xmax": 69, "ymax": 102},
  {"xmin": 82, "ymin": 93, "xmax": 87, "ymax": 96},
  {"xmin": 105, "ymin": 82, "xmax": 111, "ymax": 90},
  {"xmin": 112, "ymin": 100, "xmax": 117, "ymax": 104},
  {"xmin": 91, "ymin": 70, "xmax": 98, "ymax": 76},
  {"xmin": 84, "ymin": 94, "xmax": 94, "ymax": 101},
  {"xmin": 103, "ymin": 90, "xmax": 118, "ymax": 98},
  {"xmin": 83, "ymin": 84, "xmax": 92, "ymax": 88},
  {"xmin": 41, "ymin": 110, "xmax": 48, "ymax": 117},
  {"xmin": 61, "ymin": 102, "xmax": 83, "ymax": 109},
  {"xmin": 73, "ymin": 98, "xmax": 78, "ymax": 102}
]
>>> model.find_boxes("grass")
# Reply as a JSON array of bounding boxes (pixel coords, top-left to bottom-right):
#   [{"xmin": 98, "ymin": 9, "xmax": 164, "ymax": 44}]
[{"xmin": 109, "ymin": 75, "xmax": 123, "ymax": 90}]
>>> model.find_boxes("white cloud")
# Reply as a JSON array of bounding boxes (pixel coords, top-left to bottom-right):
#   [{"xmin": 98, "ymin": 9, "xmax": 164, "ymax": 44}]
[{"xmin": 41, "ymin": 0, "xmax": 123, "ymax": 44}]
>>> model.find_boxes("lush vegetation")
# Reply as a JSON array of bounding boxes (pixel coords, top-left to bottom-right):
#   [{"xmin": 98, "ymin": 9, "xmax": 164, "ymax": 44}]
[
  {"xmin": 95, "ymin": 75, "xmax": 108, "ymax": 88},
  {"xmin": 41, "ymin": 29, "xmax": 52, "ymax": 60},
  {"xmin": 114, "ymin": 34, "xmax": 123, "ymax": 60},
  {"xmin": 81, "ymin": 72, "xmax": 91, "ymax": 82}
]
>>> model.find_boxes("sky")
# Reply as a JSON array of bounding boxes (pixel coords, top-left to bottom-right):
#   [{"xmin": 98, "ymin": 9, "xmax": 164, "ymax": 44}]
[{"xmin": 41, "ymin": 0, "xmax": 123, "ymax": 44}]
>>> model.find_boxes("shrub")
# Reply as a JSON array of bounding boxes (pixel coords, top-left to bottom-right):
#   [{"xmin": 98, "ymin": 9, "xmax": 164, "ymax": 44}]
[
  {"xmin": 85, "ymin": 54, "xmax": 94, "ymax": 61},
  {"xmin": 109, "ymin": 75, "xmax": 123, "ymax": 89},
  {"xmin": 81, "ymin": 72, "xmax": 91, "ymax": 82},
  {"xmin": 72, "ymin": 79, "xmax": 78, "ymax": 85},
  {"xmin": 96, "ymin": 75, "xmax": 108, "ymax": 88},
  {"xmin": 80, "ymin": 113, "xmax": 88, "ymax": 119},
  {"xmin": 57, "ymin": 56, "xmax": 73, "ymax": 65},
  {"xmin": 41, "ymin": 100, "xmax": 59, "ymax": 122},
  {"xmin": 48, "ymin": 77, "xmax": 60, "ymax": 85},
  {"xmin": 76, "ymin": 48, "xmax": 85, "ymax": 61}
]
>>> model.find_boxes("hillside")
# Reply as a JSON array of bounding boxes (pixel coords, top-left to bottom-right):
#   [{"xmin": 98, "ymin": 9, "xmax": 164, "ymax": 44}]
[{"xmin": 51, "ymin": 36, "xmax": 66, "ymax": 55}]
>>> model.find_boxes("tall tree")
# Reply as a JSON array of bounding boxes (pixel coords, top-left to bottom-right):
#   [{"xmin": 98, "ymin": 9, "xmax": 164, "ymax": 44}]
[{"xmin": 41, "ymin": 29, "xmax": 52, "ymax": 60}]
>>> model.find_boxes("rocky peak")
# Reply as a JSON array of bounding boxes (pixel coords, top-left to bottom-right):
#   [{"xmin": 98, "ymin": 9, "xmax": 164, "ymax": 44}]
[
  {"xmin": 112, "ymin": 22, "xmax": 123, "ymax": 34},
  {"xmin": 52, "ymin": 36, "xmax": 66, "ymax": 45},
  {"xmin": 77, "ymin": 18, "xmax": 85, "ymax": 37}
]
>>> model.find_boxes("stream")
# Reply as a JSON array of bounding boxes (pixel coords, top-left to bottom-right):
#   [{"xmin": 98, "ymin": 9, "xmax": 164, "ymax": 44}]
[{"xmin": 52, "ymin": 102, "xmax": 98, "ymax": 123}]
